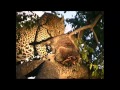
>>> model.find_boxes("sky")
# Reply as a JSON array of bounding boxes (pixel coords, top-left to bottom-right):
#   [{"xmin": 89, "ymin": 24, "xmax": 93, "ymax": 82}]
[{"xmin": 21, "ymin": 11, "xmax": 77, "ymax": 33}]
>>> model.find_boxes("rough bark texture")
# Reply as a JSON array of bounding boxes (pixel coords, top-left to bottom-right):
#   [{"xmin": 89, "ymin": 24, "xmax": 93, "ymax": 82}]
[
  {"xmin": 36, "ymin": 61, "xmax": 89, "ymax": 79},
  {"xmin": 16, "ymin": 60, "xmax": 44, "ymax": 79},
  {"xmin": 35, "ymin": 61, "xmax": 59, "ymax": 79}
]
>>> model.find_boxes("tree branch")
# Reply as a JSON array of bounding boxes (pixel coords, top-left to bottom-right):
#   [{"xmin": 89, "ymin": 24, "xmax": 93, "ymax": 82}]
[
  {"xmin": 91, "ymin": 14, "xmax": 102, "ymax": 28},
  {"xmin": 69, "ymin": 14, "xmax": 103, "ymax": 41},
  {"xmin": 91, "ymin": 28, "xmax": 99, "ymax": 44},
  {"xmin": 16, "ymin": 60, "xmax": 44, "ymax": 79}
]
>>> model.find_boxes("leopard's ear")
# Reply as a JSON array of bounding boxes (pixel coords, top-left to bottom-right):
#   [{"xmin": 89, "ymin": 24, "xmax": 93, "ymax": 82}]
[{"xmin": 60, "ymin": 16, "xmax": 64, "ymax": 22}]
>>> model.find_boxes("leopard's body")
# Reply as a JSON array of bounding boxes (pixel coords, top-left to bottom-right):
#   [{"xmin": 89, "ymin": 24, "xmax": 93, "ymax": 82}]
[{"xmin": 16, "ymin": 13, "xmax": 65, "ymax": 63}]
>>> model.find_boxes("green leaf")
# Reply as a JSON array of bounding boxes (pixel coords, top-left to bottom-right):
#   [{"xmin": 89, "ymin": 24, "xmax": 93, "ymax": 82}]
[
  {"xmin": 93, "ymin": 65, "xmax": 98, "ymax": 71},
  {"xmin": 92, "ymin": 71, "xmax": 95, "ymax": 77},
  {"xmin": 89, "ymin": 47, "xmax": 94, "ymax": 53},
  {"xmin": 82, "ymin": 52, "xmax": 87, "ymax": 60},
  {"xmin": 102, "ymin": 68, "xmax": 104, "ymax": 73},
  {"xmin": 90, "ymin": 63, "xmax": 92, "ymax": 70}
]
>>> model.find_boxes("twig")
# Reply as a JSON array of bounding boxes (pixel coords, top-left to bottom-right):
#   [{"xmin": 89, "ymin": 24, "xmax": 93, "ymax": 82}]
[
  {"xmin": 69, "ymin": 14, "xmax": 103, "ymax": 44},
  {"xmin": 91, "ymin": 14, "xmax": 102, "ymax": 28},
  {"xmin": 91, "ymin": 28, "xmax": 99, "ymax": 44}
]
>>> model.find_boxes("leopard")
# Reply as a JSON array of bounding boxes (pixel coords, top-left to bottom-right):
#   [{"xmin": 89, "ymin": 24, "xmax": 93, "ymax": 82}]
[{"xmin": 16, "ymin": 13, "xmax": 65, "ymax": 63}]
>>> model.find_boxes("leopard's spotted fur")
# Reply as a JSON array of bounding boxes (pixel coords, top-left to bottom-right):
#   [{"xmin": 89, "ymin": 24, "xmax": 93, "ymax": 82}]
[{"xmin": 16, "ymin": 13, "xmax": 65, "ymax": 62}]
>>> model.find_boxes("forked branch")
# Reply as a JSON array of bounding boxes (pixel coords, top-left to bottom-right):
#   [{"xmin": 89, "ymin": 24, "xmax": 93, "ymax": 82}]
[{"xmin": 69, "ymin": 14, "xmax": 103, "ymax": 44}]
